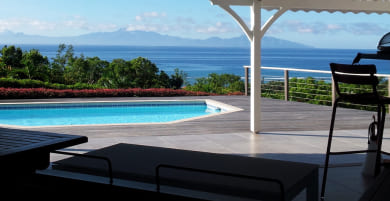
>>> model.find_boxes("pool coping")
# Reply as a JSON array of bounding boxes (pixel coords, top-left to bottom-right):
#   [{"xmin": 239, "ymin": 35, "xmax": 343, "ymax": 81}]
[{"xmin": 0, "ymin": 99, "xmax": 243, "ymax": 129}]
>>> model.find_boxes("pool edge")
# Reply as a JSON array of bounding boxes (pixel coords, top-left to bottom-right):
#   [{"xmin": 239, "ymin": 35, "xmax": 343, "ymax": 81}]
[{"xmin": 0, "ymin": 99, "xmax": 243, "ymax": 129}]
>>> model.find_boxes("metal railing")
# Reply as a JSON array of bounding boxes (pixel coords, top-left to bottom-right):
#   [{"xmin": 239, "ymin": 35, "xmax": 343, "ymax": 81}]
[{"xmin": 243, "ymin": 65, "xmax": 390, "ymax": 109}]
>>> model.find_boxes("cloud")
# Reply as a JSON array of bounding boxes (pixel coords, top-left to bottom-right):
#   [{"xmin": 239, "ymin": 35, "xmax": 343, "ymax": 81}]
[
  {"xmin": 62, "ymin": 16, "xmax": 118, "ymax": 32},
  {"xmin": 345, "ymin": 23, "xmax": 387, "ymax": 35},
  {"xmin": 0, "ymin": 19, "xmax": 22, "ymax": 32},
  {"xmin": 28, "ymin": 20, "xmax": 56, "ymax": 30},
  {"xmin": 175, "ymin": 17, "xmax": 195, "ymax": 25},
  {"xmin": 127, "ymin": 11, "xmax": 173, "ymax": 32},
  {"xmin": 196, "ymin": 21, "xmax": 237, "ymax": 34},
  {"xmin": 0, "ymin": 18, "xmax": 58, "ymax": 33},
  {"xmin": 135, "ymin": 12, "xmax": 167, "ymax": 22},
  {"xmin": 126, "ymin": 24, "xmax": 158, "ymax": 32},
  {"xmin": 327, "ymin": 24, "xmax": 343, "ymax": 31},
  {"xmin": 276, "ymin": 20, "xmax": 331, "ymax": 34},
  {"xmin": 63, "ymin": 18, "xmax": 88, "ymax": 30},
  {"xmin": 0, "ymin": 16, "xmax": 118, "ymax": 36},
  {"xmin": 270, "ymin": 20, "xmax": 387, "ymax": 35},
  {"xmin": 0, "ymin": 11, "xmax": 240, "ymax": 39},
  {"xmin": 135, "ymin": 16, "xmax": 143, "ymax": 21},
  {"xmin": 125, "ymin": 12, "xmax": 241, "ymax": 39}
]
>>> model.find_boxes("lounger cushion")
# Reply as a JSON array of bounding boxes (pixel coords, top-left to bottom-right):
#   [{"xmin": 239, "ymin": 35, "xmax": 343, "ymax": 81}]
[{"xmin": 53, "ymin": 143, "xmax": 318, "ymax": 201}]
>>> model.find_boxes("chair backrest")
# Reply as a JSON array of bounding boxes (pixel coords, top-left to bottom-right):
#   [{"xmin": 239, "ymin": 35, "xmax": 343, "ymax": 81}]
[{"xmin": 330, "ymin": 63, "xmax": 379, "ymax": 98}]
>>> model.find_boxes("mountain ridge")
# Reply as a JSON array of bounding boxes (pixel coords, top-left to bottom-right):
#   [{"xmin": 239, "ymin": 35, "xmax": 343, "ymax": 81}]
[{"xmin": 0, "ymin": 29, "xmax": 312, "ymax": 48}]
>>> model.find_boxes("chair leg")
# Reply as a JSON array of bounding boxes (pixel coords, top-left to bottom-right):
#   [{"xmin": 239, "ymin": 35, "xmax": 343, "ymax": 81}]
[
  {"xmin": 375, "ymin": 104, "xmax": 386, "ymax": 176},
  {"xmin": 321, "ymin": 100, "xmax": 339, "ymax": 200}
]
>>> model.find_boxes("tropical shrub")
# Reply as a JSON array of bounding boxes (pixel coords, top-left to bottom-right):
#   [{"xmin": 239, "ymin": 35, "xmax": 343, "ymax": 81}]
[
  {"xmin": 185, "ymin": 73, "xmax": 245, "ymax": 95},
  {"xmin": 0, "ymin": 87, "xmax": 216, "ymax": 99},
  {"xmin": 0, "ymin": 78, "xmax": 100, "ymax": 89}
]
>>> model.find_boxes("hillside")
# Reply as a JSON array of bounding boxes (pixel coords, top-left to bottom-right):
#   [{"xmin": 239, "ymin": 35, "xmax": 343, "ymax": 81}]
[{"xmin": 0, "ymin": 29, "xmax": 312, "ymax": 48}]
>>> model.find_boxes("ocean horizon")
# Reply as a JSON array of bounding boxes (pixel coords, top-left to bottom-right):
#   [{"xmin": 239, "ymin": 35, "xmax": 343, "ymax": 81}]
[{"xmin": 3, "ymin": 44, "xmax": 389, "ymax": 83}]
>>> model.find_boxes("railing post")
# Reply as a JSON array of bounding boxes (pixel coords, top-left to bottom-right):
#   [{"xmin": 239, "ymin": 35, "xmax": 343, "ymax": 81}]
[
  {"xmin": 284, "ymin": 70, "xmax": 289, "ymax": 101},
  {"xmin": 388, "ymin": 76, "xmax": 390, "ymax": 98},
  {"xmin": 244, "ymin": 66, "xmax": 249, "ymax": 96}
]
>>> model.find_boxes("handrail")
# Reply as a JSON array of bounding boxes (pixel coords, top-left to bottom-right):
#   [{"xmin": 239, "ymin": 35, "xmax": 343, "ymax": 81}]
[
  {"xmin": 245, "ymin": 65, "xmax": 331, "ymax": 74},
  {"xmin": 52, "ymin": 150, "xmax": 113, "ymax": 185},
  {"xmin": 243, "ymin": 65, "xmax": 390, "ymax": 77},
  {"xmin": 155, "ymin": 164, "xmax": 285, "ymax": 201},
  {"xmin": 243, "ymin": 66, "xmax": 390, "ymax": 108}
]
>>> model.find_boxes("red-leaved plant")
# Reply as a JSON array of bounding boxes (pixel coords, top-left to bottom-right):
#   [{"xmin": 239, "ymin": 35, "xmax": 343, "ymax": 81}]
[{"xmin": 0, "ymin": 88, "xmax": 228, "ymax": 99}]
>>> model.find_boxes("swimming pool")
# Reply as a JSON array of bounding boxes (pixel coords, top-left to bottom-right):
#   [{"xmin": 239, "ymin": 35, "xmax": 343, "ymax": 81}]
[{"xmin": 0, "ymin": 100, "xmax": 236, "ymax": 127}]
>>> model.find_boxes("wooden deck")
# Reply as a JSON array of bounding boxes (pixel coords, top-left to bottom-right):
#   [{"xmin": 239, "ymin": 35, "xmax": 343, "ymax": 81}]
[
  {"xmin": 1, "ymin": 96, "xmax": 386, "ymax": 201},
  {"xmin": 3, "ymin": 96, "xmax": 379, "ymax": 137}
]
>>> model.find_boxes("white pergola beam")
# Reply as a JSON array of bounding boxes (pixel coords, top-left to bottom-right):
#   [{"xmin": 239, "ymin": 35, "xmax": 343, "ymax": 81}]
[
  {"xmin": 260, "ymin": 7, "xmax": 287, "ymax": 38},
  {"xmin": 217, "ymin": 4, "xmax": 253, "ymax": 40}
]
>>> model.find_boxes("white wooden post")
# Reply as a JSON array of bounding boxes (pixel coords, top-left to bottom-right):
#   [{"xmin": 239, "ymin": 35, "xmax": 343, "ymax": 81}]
[
  {"xmin": 250, "ymin": 0, "xmax": 262, "ymax": 133},
  {"xmin": 210, "ymin": 0, "xmax": 286, "ymax": 133}
]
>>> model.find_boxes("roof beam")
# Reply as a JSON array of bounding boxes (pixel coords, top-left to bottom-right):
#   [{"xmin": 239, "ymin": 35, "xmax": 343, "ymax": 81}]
[
  {"xmin": 261, "ymin": 0, "xmax": 390, "ymax": 14},
  {"xmin": 211, "ymin": 0, "xmax": 390, "ymax": 14},
  {"xmin": 210, "ymin": 0, "xmax": 254, "ymax": 6}
]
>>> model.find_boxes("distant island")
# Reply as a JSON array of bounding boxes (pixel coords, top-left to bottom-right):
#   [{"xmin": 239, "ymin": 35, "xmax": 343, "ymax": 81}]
[{"xmin": 0, "ymin": 29, "xmax": 312, "ymax": 48}]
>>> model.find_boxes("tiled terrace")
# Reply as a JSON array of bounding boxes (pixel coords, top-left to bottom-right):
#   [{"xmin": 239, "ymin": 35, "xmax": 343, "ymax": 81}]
[{"xmin": 2, "ymin": 96, "xmax": 390, "ymax": 200}]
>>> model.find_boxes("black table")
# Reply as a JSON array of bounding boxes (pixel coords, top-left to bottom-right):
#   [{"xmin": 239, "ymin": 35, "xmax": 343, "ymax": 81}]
[{"xmin": 0, "ymin": 128, "xmax": 87, "ymax": 174}]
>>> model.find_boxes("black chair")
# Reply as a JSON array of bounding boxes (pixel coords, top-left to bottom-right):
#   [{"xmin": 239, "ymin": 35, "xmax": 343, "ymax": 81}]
[{"xmin": 321, "ymin": 63, "xmax": 390, "ymax": 200}]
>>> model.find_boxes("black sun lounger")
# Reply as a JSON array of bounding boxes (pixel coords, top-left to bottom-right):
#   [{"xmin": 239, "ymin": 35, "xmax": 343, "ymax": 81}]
[{"xmin": 52, "ymin": 143, "xmax": 319, "ymax": 201}]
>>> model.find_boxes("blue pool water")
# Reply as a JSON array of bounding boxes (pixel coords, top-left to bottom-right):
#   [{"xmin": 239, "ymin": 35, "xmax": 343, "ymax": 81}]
[{"xmin": 0, "ymin": 101, "xmax": 221, "ymax": 127}]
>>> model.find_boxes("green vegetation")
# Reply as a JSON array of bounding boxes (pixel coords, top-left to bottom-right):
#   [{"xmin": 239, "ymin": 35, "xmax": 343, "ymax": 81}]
[
  {"xmin": 10, "ymin": 43, "xmax": 386, "ymax": 107},
  {"xmin": 261, "ymin": 77, "xmax": 388, "ymax": 111},
  {"xmin": 0, "ymin": 44, "xmax": 186, "ymax": 90},
  {"xmin": 1, "ymin": 44, "xmax": 387, "ymax": 111},
  {"xmin": 185, "ymin": 73, "xmax": 245, "ymax": 94}
]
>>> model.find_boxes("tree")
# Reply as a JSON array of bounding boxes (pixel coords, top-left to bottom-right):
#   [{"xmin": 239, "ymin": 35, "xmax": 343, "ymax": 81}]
[
  {"xmin": 64, "ymin": 56, "xmax": 107, "ymax": 85},
  {"xmin": 85, "ymin": 57, "xmax": 108, "ymax": 84},
  {"xmin": 21, "ymin": 49, "xmax": 50, "ymax": 81},
  {"xmin": 0, "ymin": 58, "xmax": 11, "ymax": 77},
  {"xmin": 1, "ymin": 45, "xmax": 23, "ymax": 69},
  {"xmin": 98, "ymin": 57, "xmax": 174, "ymax": 89},
  {"xmin": 50, "ymin": 44, "xmax": 75, "ymax": 84},
  {"xmin": 158, "ymin": 70, "xmax": 170, "ymax": 88},
  {"xmin": 98, "ymin": 58, "xmax": 134, "ymax": 88},
  {"xmin": 169, "ymin": 68, "xmax": 187, "ymax": 89},
  {"xmin": 64, "ymin": 55, "xmax": 87, "ymax": 84},
  {"xmin": 130, "ymin": 57, "xmax": 159, "ymax": 88},
  {"xmin": 186, "ymin": 73, "xmax": 244, "ymax": 94},
  {"xmin": 0, "ymin": 45, "xmax": 190, "ymax": 91}
]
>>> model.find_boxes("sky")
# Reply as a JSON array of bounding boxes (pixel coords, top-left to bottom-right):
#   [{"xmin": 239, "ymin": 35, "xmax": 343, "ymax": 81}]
[{"xmin": 0, "ymin": 0, "xmax": 390, "ymax": 49}]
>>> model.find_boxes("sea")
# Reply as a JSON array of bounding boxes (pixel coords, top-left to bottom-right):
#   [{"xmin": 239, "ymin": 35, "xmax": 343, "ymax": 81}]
[{"xmin": 8, "ymin": 44, "xmax": 390, "ymax": 83}]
